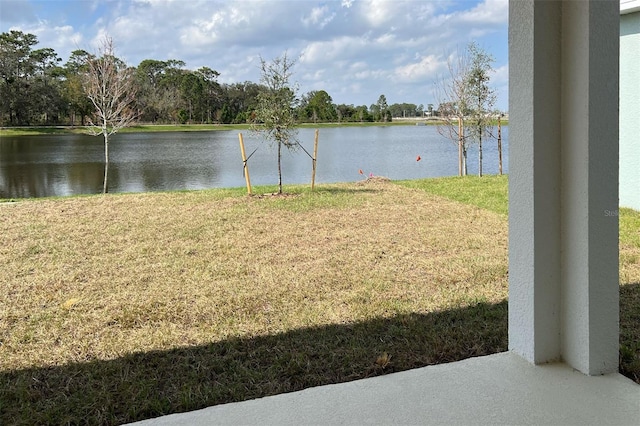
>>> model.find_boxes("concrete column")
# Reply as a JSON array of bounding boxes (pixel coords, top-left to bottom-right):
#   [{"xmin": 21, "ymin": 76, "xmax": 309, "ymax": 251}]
[
  {"xmin": 509, "ymin": 0, "xmax": 619, "ymax": 375},
  {"xmin": 508, "ymin": 0, "xmax": 562, "ymax": 365}
]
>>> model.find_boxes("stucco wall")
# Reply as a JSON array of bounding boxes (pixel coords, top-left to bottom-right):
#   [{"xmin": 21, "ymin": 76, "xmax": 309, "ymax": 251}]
[
  {"xmin": 509, "ymin": 1, "xmax": 619, "ymax": 375},
  {"xmin": 620, "ymin": 12, "xmax": 640, "ymax": 210}
]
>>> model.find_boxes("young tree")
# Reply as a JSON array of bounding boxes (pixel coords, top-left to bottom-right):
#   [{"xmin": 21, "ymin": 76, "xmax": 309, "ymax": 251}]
[
  {"xmin": 251, "ymin": 52, "xmax": 299, "ymax": 194},
  {"xmin": 465, "ymin": 42, "xmax": 496, "ymax": 177},
  {"xmin": 436, "ymin": 42, "xmax": 496, "ymax": 176},
  {"xmin": 83, "ymin": 37, "xmax": 137, "ymax": 193},
  {"xmin": 436, "ymin": 47, "xmax": 471, "ymax": 176}
]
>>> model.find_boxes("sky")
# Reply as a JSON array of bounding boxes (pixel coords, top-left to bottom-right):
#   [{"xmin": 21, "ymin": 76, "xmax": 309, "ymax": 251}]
[{"xmin": 0, "ymin": 0, "xmax": 508, "ymax": 111}]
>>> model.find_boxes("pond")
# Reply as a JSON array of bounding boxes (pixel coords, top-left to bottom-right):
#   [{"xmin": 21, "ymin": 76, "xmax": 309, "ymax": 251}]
[{"xmin": 0, "ymin": 125, "xmax": 508, "ymax": 199}]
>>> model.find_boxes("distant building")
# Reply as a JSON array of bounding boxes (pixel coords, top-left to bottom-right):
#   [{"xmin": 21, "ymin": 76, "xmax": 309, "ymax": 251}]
[{"xmin": 620, "ymin": 0, "xmax": 640, "ymax": 210}]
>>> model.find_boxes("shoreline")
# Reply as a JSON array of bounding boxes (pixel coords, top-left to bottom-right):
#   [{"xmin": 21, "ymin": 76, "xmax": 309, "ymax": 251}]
[
  {"xmin": 0, "ymin": 175, "xmax": 508, "ymax": 203},
  {"xmin": 0, "ymin": 119, "xmax": 507, "ymax": 137}
]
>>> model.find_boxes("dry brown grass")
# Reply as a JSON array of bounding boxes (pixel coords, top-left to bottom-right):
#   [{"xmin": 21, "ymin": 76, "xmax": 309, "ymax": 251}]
[
  {"xmin": 2, "ymin": 177, "xmax": 638, "ymax": 424},
  {"xmin": 1, "ymin": 180, "xmax": 510, "ymax": 423},
  {"xmin": 1, "ymin": 180, "xmax": 507, "ymax": 371}
]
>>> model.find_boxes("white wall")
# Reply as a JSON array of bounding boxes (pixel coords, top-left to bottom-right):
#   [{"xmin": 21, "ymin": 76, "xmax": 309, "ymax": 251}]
[{"xmin": 620, "ymin": 9, "xmax": 640, "ymax": 211}]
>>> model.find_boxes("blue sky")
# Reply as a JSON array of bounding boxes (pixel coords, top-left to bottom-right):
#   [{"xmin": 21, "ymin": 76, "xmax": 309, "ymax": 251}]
[{"xmin": 0, "ymin": 0, "xmax": 508, "ymax": 110}]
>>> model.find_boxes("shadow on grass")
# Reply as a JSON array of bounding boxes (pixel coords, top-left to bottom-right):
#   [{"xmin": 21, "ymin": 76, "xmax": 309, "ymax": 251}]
[
  {"xmin": 620, "ymin": 282, "xmax": 640, "ymax": 384},
  {"xmin": 1, "ymin": 301, "xmax": 508, "ymax": 425}
]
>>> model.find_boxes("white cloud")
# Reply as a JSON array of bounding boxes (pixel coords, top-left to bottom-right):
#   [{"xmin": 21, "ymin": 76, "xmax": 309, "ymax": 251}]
[
  {"xmin": 300, "ymin": 36, "xmax": 371, "ymax": 65},
  {"xmin": 302, "ymin": 5, "xmax": 335, "ymax": 29},
  {"xmin": 374, "ymin": 32, "xmax": 396, "ymax": 46},
  {"xmin": 5, "ymin": 20, "xmax": 84, "ymax": 63},
  {"xmin": 493, "ymin": 64, "xmax": 508, "ymax": 84},
  {"xmin": 394, "ymin": 54, "xmax": 445, "ymax": 83},
  {"xmin": 457, "ymin": 0, "xmax": 508, "ymax": 25},
  {"xmin": 360, "ymin": 0, "xmax": 396, "ymax": 27},
  {"xmin": 0, "ymin": 0, "xmax": 509, "ymax": 109}
]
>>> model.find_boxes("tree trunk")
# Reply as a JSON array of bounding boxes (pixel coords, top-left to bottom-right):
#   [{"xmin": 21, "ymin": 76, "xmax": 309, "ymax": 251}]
[
  {"xmin": 458, "ymin": 117, "xmax": 463, "ymax": 176},
  {"xmin": 498, "ymin": 116, "xmax": 503, "ymax": 175},
  {"xmin": 462, "ymin": 146, "xmax": 468, "ymax": 176},
  {"xmin": 103, "ymin": 131, "xmax": 109, "ymax": 194},
  {"xmin": 277, "ymin": 140, "xmax": 282, "ymax": 194},
  {"xmin": 478, "ymin": 125, "xmax": 483, "ymax": 177}
]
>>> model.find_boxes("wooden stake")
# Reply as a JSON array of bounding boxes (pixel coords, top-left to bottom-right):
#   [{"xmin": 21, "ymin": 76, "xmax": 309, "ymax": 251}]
[
  {"xmin": 238, "ymin": 133, "xmax": 252, "ymax": 195},
  {"xmin": 311, "ymin": 129, "xmax": 319, "ymax": 191}
]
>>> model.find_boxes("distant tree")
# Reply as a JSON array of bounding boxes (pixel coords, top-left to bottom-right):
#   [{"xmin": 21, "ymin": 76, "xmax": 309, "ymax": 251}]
[
  {"xmin": 335, "ymin": 103, "xmax": 356, "ymax": 122},
  {"xmin": 369, "ymin": 103, "xmax": 379, "ymax": 121},
  {"xmin": 63, "ymin": 50, "xmax": 94, "ymax": 125},
  {"xmin": 30, "ymin": 47, "xmax": 64, "ymax": 124},
  {"xmin": 376, "ymin": 94, "xmax": 389, "ymax": 122},
  {"xmin": 389, "ymin": 102, "xmax": 418, "ymax": 118},
  {"xmin": 300, "ymin": 90, "xmax": 337, "ymax": 122},
  {"xmin": 83, "ymin": 37, "xmax": 138, "ymax": 193},
  {"xmin": 0, "ymin": 30, "xmax": 38, "ymax": 125},
  {"xmin": 221, "ymin": 81, "xmax": 262, "ymax": 123},
  {"xmin": 355, "ymin": 105, "xmax": 372, "ymax": 122},
  {"xmin": 135, "ymin": 59, "xmax": 172, "ymax": 122},
  {"xmin": 179, "ymin": 71, "xmax": 205, "ymax": 123},
  {"xmin": 135, "ymin": 59, "xmax": 185, "ymax": 123},
  {"xmin": 196, "ymin": 66, "xmax": 221, "ymax": 123},
  {"xmin": 251, "ymin": 52, "xmax": 299, "ymax": 194}
]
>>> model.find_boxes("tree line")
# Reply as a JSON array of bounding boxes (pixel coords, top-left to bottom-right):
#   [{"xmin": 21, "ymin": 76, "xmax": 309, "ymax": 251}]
[{"xmin": 0, "ymin": 30, "xmax": 430, "ymax": 127}]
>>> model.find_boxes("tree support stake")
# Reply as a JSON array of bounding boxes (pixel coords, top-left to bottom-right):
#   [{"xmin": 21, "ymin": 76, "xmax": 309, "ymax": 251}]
[{"xmin": 238, "ymin": 133, "xmax": 252, "ymax": 195}]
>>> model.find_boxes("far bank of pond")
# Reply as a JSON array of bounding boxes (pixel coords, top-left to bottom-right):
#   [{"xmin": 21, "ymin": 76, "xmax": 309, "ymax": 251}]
[
  {"xmin": 0, "ymin": 121, "xmax": 418, "ymax": 136},
  {"xmin": 0, "ymin": 119, "xmax": 508, "ymax": 137},
  {"xmin": 0, "ymin": 125, "xmax": 508, "ymax": 199}
]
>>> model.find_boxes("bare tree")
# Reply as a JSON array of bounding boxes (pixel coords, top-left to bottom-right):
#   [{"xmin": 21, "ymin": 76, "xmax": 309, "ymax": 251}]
[
  {"xmin": 436, "ymin": 47, "xmax": 471, "ymax": 176},
  {"xmin": 251, "ymin": 52, "xmax": 299, "ymax": 194},
  {"xmin": 436, "ymin": 42, "xmax": 497, "ymax": 177},
  {"xmin": 83, "ymin": 37, "xmax": 137, "ymax": 193}
]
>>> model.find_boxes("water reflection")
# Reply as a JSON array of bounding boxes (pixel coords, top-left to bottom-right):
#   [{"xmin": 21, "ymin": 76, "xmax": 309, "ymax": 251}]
[{"xmin": 0, "ymin": 126, "xmax": 508, "ymax": 199}]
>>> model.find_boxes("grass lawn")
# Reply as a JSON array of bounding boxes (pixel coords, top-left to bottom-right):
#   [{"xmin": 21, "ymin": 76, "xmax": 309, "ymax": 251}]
[{"xmin": 0, "ymin": 176, "xmax": 637, "ymax": 424}]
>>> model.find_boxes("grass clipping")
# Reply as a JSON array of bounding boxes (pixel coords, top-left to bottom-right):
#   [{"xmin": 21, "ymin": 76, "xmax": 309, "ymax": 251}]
[{"xmin": 0, "ymin": 180, "xmax": 506, "ymax": 423}]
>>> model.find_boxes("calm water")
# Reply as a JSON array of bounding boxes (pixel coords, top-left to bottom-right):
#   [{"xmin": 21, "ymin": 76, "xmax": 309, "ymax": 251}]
[{"xmin": 0, "ymin": 125, "xmax": 508, "ymax": 198}]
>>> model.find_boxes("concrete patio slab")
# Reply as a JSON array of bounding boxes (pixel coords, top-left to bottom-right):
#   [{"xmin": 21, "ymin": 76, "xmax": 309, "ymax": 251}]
[{"xmin": 131, "ymin": 352, "xmax": 640, "ymax": 425}]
